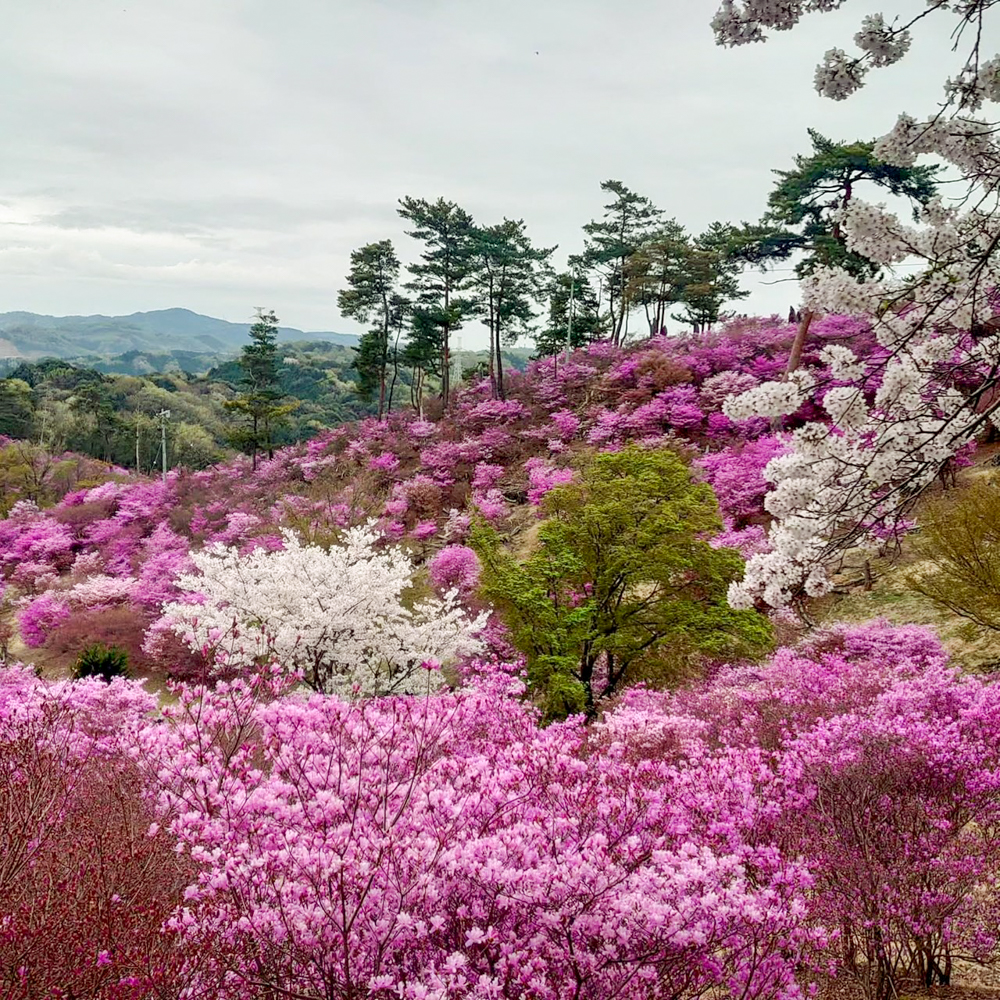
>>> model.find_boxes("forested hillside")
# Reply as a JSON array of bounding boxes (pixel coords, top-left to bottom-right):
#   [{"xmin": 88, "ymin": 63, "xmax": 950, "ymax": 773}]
[
  {"xmin": 0, "ymin": 341, "xmax": 534, "ymax": 472},
  {"xmin": 0, "ymin": 307, "xmax": 356, "ymax": 359}
]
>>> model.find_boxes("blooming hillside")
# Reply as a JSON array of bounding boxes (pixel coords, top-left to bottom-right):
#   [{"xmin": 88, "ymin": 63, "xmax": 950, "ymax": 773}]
[
  {"xmin": 0, "ymin": 313, "xmax": 890, "ymax": 680},
  {"xmin": 4, "ymin": 314, "xmax": 1000, "ymax": 999}
]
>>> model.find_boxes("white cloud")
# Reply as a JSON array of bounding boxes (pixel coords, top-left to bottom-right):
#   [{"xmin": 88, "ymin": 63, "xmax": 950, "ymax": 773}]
[{"xmin": 0, "ymin": 0, "xmax": 980, "ymax": 344}]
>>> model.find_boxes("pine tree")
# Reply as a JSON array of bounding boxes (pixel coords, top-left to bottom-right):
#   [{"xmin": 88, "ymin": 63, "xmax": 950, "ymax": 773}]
[
  {"xmin": 573, "ymin": 180, "xmax": 662, "ymax": 347},
  {"xmin": 623, "ymin": 220, "xmax": 690, "ymax": 336},
  {"xmin": 398, "ymin": 197, "xmax": 475, "ymax": 409},
  {"xmin": 534, "ymin": 272, "xmax": 602, "ymax": 358},
  {"xmin": 225, "ymin": 308, "xmax": 294, "ymax": 471},
  {"xmin": 671, "ymin": 223, "xmax": 749, "ymax": 332},
  {"xmin": 337, "ymin": 240, "xmax": 403, "ymax": 420},
  {"xmin": 727, "ymin": 130, "xmax": 940, "ymax": 373},
  {"xmin": 468, "ymin": 219, "xmax": 555, "ymax": 400}
]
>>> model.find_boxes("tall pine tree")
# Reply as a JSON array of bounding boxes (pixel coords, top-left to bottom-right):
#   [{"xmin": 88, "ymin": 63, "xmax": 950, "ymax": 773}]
[
  {"xmin": 534, "ymin": 272, "xmax": 602, "ymax": 359},
  {"xmin": 671, "ymin": 223, "xmax": 749, "ymax": 332},
  {"xmin": 728, "ymin": 130, "xmax": 940, "ymax": 373},
  {"xmin": 225, "ymin": 308, "xmax": 293, "ymax": 471},
  {"xmin": 573, "ymin": 180, "xmax": 662, "ymax": 346},
  {"xmin": 623, "ymin": 220, "xmax": 690, "ymax": 336},
  {"xmin": 468, "ymin": 219, "xmax": 555, "ymax": 400},
  {"xmin": 337, "ymin": 240, "xmax": 403, "ymax": 420},
  {"xmin": 398, "ymin": 197, "xmax": 475, "ymax": 409}
]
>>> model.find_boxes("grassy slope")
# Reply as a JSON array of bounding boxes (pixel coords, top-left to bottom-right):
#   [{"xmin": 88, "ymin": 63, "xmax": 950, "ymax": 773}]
[{"xmin": 815, "ymin": 446, "xmax": 1000, "ymax": 671}]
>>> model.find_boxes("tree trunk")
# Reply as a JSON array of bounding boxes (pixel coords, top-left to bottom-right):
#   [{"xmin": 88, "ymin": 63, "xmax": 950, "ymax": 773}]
[
  {"xmin": 441, "ymin": 327, "xmax": 450, "ymax": 409},
  {"xmin": 495, "ymin": 323, "xmax": 505, "ymax": 401},
  {"xmin": 387, "ymin": 328, "xmax": 401, "ymax": 415},
  {"xmin": 784, "ymin": 309, "xmax": 814, "ymax": 378},
  {"xmin": 488, "ymin": 330, "xmax": 497, "ymax": 399}
]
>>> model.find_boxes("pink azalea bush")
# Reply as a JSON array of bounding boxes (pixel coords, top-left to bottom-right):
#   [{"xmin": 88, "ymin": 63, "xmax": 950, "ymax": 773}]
[
  {"xmin": 2, "ymin": 621, "xmax": 998, "ymax": 998},
  {"xmin": 428, "ymin": 544, "xmax": 481, "ymax": 596}
]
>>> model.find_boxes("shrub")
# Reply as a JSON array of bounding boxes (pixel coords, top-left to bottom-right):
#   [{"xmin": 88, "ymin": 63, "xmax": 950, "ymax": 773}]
[
  {"xmin": 74, "ymin": 642, "xmax": 130, "ymax": 682},
  {"xmin": 907, "ymin": 477, "xmax": 1000, "ymax": 635}
]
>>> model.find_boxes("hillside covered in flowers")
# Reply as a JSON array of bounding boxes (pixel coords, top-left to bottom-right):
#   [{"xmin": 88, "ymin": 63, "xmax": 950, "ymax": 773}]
[
  {"xmin": 2, "ymin": 313, "xmax": 872, "ymax": 680},
  {"xmin": 4, "ymin": 309, "xmax": 1000, "ymax": 999}
]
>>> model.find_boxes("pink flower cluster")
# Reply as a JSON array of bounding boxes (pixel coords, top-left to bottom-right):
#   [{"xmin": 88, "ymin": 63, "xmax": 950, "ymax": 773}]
[{"xmin": 4, "ymin": 620, "xmax": 999, "ymax": 998}]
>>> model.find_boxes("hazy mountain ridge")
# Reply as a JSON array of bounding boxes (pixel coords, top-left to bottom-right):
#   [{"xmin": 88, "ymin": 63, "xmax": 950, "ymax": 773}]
[{"xmin": 0, "ymin": 308, "xmax": 358, "ymax": 359}]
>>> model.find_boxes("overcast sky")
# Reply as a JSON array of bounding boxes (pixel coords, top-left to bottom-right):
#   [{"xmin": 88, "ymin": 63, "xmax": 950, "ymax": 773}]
[{"xmin": 0, "ymin": 0, "xmax": 985, "ymax": 348}]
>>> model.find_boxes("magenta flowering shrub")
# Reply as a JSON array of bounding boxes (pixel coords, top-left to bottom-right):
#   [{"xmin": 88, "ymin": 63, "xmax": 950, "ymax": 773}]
[
  {"xmin": 524, "ymin": 460, "xmax": 575, "ymax": 505},
  {"xmin": 547, "ymin": 408, "xmax": 580, "ymax": 441},
  {"xmin": 369, "ymin": 450, "xmax": 401, "ymax": 474},
  {"xmin": 17, "ymin": 591, "xmax": 71, "ymax": 647},
  {"xmin": 428, "ymin": 544, "xmax": 481, "ymax": 596},
  {"xmin": 472, "ymin": 487, "xmax": 508, "ymax": 523},
  {"xmin": 144, "ymin": 672, "xmax": 814, "ymax": 1000},
  {"xmin": 471, "ymin": 462, "xmax": 505, "ymax": 492},
  {"xmin": 698, "ymin": 435, "xmax": 788, "ymax": 526},
  {"xmin": 463, "ymin": 397, "xmax": 531, "ymax": 427},
  {"xmin": 612, "ymin": 620, "xmax": 1000, "ymax": 997},
  {"xmin": 410, "ymin": 519, "xmax": 438, "ymax": 541},
  {"xmin": 0, "ymin": 668, "xmax": 189, "ymax": 996}
]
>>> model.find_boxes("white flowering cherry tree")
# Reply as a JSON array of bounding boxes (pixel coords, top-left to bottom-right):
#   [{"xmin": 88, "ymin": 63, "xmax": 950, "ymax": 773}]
[
  {"xmin": 161, "ymin": 524, "xmax": 487, "ymax": 697},
  {"xmin": 711, "ymin": 0, "xmax": 1000, "ymax": 608}
]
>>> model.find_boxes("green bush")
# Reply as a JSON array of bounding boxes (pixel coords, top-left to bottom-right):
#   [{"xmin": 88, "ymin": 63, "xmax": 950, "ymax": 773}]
[
  {"xmin": 908, "ymin": 477, "xmax": 1000, "ymax": 635},
  {"xmin": 73, "ymin": 642, "xmax": 130, "ymax": 682}
]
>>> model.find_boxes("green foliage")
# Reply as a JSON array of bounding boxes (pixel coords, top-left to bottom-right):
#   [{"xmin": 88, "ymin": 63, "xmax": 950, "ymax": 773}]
[
  {"xmin": 73, "ymin": 642, "xmax": 130, "ymax": 682},
  {"xmin": 472, "ymin": 446, "xmax": 772, "ymax": 720},
  {"xmin": 535, "ymin": 272, "xmax": 603, "ymax": 358},
  {"xmin": 623, "ymin": 221, "xmax": 690, "ymax": 336},
  {"xmin": 398, "ymin": 197, "xmax": 477, "ymax": 407},
  {"xmin": 573, "ymin": 180, "xmax": 663, "ymax": 345},
  {"xmin": 337, "ymin": 240, "xmax": 405, "ymax": 419},
  {"xmin": 224, "ymin": 309, "xmax": 297, "ymax": 469},
  {"xmin": 730, "ymin": 129, "xmax": 939, "ymax": 279},
  {"xmin": 0, "ymin": 441, "xmax": 94, "ymax": 515},
  {"xmin": 671, "ymin": 223, "xmax": 750, "ymax": 330},
  {"xmin": 468, "ymin": 219, "xmax": 555, "ymax": 399},
  {"xmin": 907, "ymin": 478, "xmax": 1000, "ymax": 635},
  {"xmin": 0, "ymin": 378, "xmax": 36, "ymax": 439}
]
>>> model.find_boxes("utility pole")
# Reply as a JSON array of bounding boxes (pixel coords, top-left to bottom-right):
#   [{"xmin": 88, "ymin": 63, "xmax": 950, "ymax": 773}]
[
  {"xmin": 158, "ymin": 409, "xmax": 170, "ymax": 482},
  {"xmin": 565, "ymin": 276, "xmax": 575, "ymax": 363}
]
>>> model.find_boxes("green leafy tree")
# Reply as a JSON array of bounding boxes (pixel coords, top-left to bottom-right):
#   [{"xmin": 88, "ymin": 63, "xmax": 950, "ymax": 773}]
[
  {"xmin": 337, "ymin": 240, "xmax": 403, "ymax": 420},
  {"xmin": 224, "ymin": 309, "xmax": 296, "ymax": 470},
  {"xmin": 398, "ymin": 197, "xmax": 476, "ymax": 408},
  {"xmin": 573, "ymin": 180, "xmax": 663, "ymax": 346},
  {"xmin": 468, "ymin": 219, "xmax": 555, "ymax": 400},
  {"xmin": 472, "ymin": 446, "xmax": 772, "ymax": 720},
  {"xmin": 0, "ymin": 378, "xmax": 36, "ymax": 439},
  {"xmin": 534, "ymin": 272, "xmax": 603, "ymax": 358},
  {"xmin": 68, "ymin": 382, "xmax": 121, "ymax": 463},
  {"xmin": 400, "ymin": 307, "xmax": 441, "ymax": 417}
]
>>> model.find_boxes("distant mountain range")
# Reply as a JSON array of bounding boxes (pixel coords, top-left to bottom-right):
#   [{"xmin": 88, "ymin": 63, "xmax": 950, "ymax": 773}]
[{"xmin": 0, "ymin": 308, "xmax": 358, "ymax": 360}]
